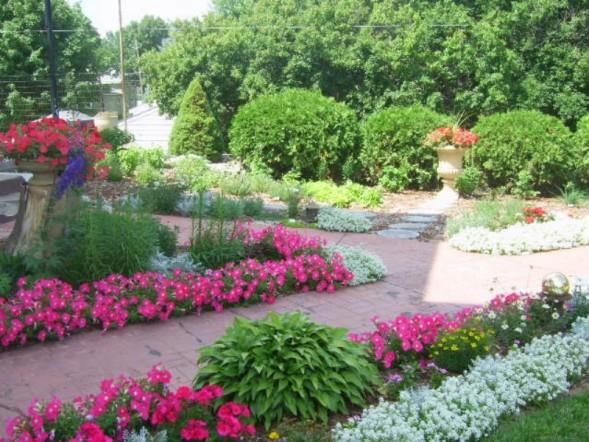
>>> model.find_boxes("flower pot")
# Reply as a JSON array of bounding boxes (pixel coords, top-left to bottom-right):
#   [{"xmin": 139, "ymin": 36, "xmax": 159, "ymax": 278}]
[
  {"xmin": 5, "ymin": 161, "xmax": 59, "ymax": 253},
  {"xmin": 436, "ymin": 145, "xmax": 469, "ymax": 189},
  {"xmin": 94, "ymin": 111, "xmax": 119, "ymax": 132}
]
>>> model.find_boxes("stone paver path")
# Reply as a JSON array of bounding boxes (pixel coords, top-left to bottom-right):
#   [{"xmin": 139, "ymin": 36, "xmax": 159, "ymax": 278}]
[
  {"xmin": 1, "ymin": 216, "xmax": 588, "ymax": 430},
  {"xmin": 377, "ymin": 186, "xmax": 457, "ymax": 239}
]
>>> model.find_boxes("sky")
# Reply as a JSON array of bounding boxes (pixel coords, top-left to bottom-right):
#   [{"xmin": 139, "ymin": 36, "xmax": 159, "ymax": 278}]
[{"xmin": 67, "ymin": 0, "xmax": 213, "ymax": 35}]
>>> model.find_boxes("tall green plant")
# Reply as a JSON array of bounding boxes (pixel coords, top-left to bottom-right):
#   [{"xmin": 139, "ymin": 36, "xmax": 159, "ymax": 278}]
[{"xmin": 169, "ymin": 78, "xmax": 223, "ymax": 159}]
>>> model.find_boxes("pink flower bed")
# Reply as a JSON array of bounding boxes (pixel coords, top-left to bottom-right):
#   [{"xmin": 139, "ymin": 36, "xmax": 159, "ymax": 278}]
[
  {"xmin": 0, "ymin": 226, "xmax": 353, "ymax": 351},
  {"xmin": 1, "ymin": 365, "xmax": 254, "ymax": 442},
  {"xmin": 350, "ymin": 293, "xmax": 530, "ymax": 368}
]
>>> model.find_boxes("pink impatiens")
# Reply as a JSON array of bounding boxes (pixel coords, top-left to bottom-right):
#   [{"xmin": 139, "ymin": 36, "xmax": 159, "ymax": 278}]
[
  {"xmin": 0, "ymin": 225, "xmax": 353, "ymax": 351},
  {"xmin": 1, "ymin": 365, "xmax": 253, "ymax": 442}
]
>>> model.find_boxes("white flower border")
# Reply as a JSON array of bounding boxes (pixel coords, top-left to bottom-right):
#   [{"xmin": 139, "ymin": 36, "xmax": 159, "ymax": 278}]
[
  {"xmin": 333, "ymin": 318, "xmax": 589, "ymax": 442},
  {"xmin": 327, "ymin": 245, "xmax": 388, "ymax": 286},
  {"xmin": 449, "ymin": 216, "xmax": 589, "ymax": 255},
  {"xmin": 317, "ymin": 207, "xmax": 372, "ymax": 233}
]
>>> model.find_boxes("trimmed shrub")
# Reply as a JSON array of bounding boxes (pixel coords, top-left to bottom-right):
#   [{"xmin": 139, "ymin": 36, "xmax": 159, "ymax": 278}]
[
  {"xmin": 169, "ymin": 78, "xmax": 223, "ymax": 159},
  {"xmin": 360, "ymin": 105, "xmax": 452, "ymax": 190},
  {"xmin": 229, "ymin": 89, "xmax": 360, "ymax": 181},
  {"xmin": 194, "ymin": 312, "xmax": 379, "ymax": 429},
  {"xmin": 471, "ymin": 110, "xmax": 577, "ymax": 193}
]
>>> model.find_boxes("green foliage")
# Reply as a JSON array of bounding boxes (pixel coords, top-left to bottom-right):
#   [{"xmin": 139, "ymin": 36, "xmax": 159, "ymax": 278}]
[
  {"xmin": 472, "ymin": 110, "xmax": 577, "ymax": 193},
  {"xmin": 56, "ymin": 205, "xmax": 159, "ymax": 286},
  {"xmin": 560, "ymin": 182, "xmax": 587, "ymax": 207},
  {"xmin": 101, "ymin": 152, "xmax": 124, "ymax": 182},
  {"xmin": 430, "ymin": 327, "xmax": 494, "ymax": 373},
  {"xmin": 135, "ymin": 164, "xmax": 163, "ymax": 186},
  {"xmin": 486, "ymin": 389, "xmax": 589, "ymax": 442},
  {"xmin": 103, "ymin": 15, "xmax": 169, "ymax": 74},
  {"xmin": 189, "ymin": 195, "xmax": 246, "ymax": 269},
  {"xmin": 118, "ymin": 146, "xmax": 165, "ymax": 177},
  {"xmin": 194, "ymin": 312, "xmax": 379, "ymax": 429},
  {"xmin": 455, "ymin": 167, "xmax": 483, "ymax": 197},
  {"xmin": 576, "ymin": 114, "xmax": 589, "ymax": 186},
  {"xmin": 99, "ymin": 128, "xmax": 134, "ymax": 153},
  {"xmin": 241, "ymin": 197, "xmax": 264, "ymax": 217},
  {"xmin": 0, "ymin": 251, "xmax": 27, "ymax": 298},
  {"xmin": 302, "ymin": 181, "xmax": 383, "ymax": 209},
  {"xmin": 137, "ymin": 184, "xmax": 184, "ymax": 214},
  {"xmin": 0, "ymin": 0, "xmax": 103, "ymax": 128},
  {"xmin": 360, "ymin": 105, "xmax": 452, "ymax": 190},
  {"xmin": 218, "ymin": 173, "xmax": 253, "ymax": 197},
  {"xmin": 229, "ymin": 89, "xmax": 360, "ymax": 181},
  {"xmin": 155, "ymin": 223, "xmax": 178, "ymax": 257},
  {"xmin": 171, "ymin": 155, "xmax": 214, "ymax": 192},
  {"xmin": 169, "ymin": 78, "xmax": 223, "ymax": 159},
  {"xmin": 446, "ymin": 199, "xmax": 526, "ymax": 237},
  {"xmin": 209, "ymin": 195, "xmax": 244, "ymax": 220}
]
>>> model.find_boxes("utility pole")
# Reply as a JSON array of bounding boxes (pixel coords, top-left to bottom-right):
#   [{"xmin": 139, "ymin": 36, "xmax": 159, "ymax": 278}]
[
  {"xmin": 43, "ymin": 0, "xmax": 59, "ymax": 118},
  {"xmin": 118, "ymin": 0, "xmax": 128, "ymax": 130},
  {"xmin": 134, "ymin": 37, "xmax": 144, "ymax": 99}
]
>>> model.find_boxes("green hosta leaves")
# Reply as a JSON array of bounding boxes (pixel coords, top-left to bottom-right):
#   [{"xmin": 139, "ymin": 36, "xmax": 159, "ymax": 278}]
[{"xmin": 194, "ymin": 312, "xmax": 379, "ymax": 429}]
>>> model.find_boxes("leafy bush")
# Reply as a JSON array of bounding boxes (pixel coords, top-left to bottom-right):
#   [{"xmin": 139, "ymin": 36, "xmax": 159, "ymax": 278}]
[
  {"xmin": 135, "ymin": 163, "xmax": 163, "ymax": 186},
  {"xmin": 455, "ymin": 167, "xmax": 483, "ymax": 197},
  {"xmin": 446, "ymin": 199, "xmax": 526, "ymax": 237},
  {"xmin": 326, "ymin": 245, "xmax": 387, "ymax": 286},
  {"xmin": 118, "ymin": 146, "xmax": 165, "ymax": 176},
  {"xmin": 360, "ymin": 105, "xmax": 452, "ymax": 190},
  {"xmin": 560, "ymin": 182, "xmax": 587, "ymax": 207},
  {"xmin": 56, "ymin": 205, "xmax": 159, "ymax": 286},
  {"xmin": 317, "ymin": 208, "xmax": 372, "ymax": 233},
  {"xmin": 102, "ymin": 152, "xmax": 124, "ymax": 182},
  {"xmin": 576, "ymin": 114, "xmax": 589, "ymax": 186},
  {"xmin": 171, "ymin": 155, "xmax": 214, "ymax": 192},
  {"xmin": 194, "ymin": 312, "xmax": 379, "ymax": 429},
  {"xmin": 430, "ymin": 327, "xmax": 494, "ymax": 373},
  {"xmin": 209, "ymin": 195, "xmax": 244, "ymax": 220},
  {"xmin": 302, "ymin": 181, "xmax": 383, "ymax": 208},
  {"xmin": 242, "ymin": 197, "xmax": 264, "ymax": 217},
  {"xmin": 137, "ymin": 183, "xmax": 184, "ymax": 214},
  {"xmin": 99, "ymin": 127, "xmax": 134, "ymax": 152},
  {"xmin": 0, "ymin": 251, "xmax": 27, "ymax": 297},
  {"xmin": 155, "ymin": 223, "xmax": 178, "ymax": 257},
  {"xmin": 218, "ymin": 172, "xmax": 253, "ymax": 197},
  {"xmin": 169, "ymin": 78, "xmax": 223, "ymax": 159},
  {"xmin": 229, "ymin": 89, "xmax": 360, "ymax": 181},
  {"xmin": 471, "ymin": 110, "xmax": 577, "ymax": 193}
]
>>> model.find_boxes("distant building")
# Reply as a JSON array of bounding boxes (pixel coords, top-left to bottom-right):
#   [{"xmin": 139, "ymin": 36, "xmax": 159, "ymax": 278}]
[{"xmin": 119, "ymin": 103, "xmax": 174, "ymax": 151}]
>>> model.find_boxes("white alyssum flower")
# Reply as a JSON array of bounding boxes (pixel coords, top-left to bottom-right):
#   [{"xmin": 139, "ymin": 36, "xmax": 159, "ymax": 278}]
[
  {"xmin": 326, "ymin": 245, "xmax": 387, "ymax": 286},
  {"xmin": 449, "ymin": 216, "xmax": 589, "ymax": 255},
  {"xmin": 317, "ymin": 207, "xmax": 372, "ymax": 233},
  {"xmin": 333, "ymin": 326, "xmax": 589, "ymax": 442},
  {"xmin": 572, "ymin": 316, "xmax": 589, "ymax": 340}
]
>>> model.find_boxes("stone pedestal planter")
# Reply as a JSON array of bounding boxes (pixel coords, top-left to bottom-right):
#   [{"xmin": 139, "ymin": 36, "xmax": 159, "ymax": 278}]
[
  {"xmin": 94, "ymin": 111, "xmax": 119, "ymax": 132},
  {"xmin": 436, "ymin": 145, "xmax": 469, "ymax": 189},
  {"xmin": 6, "ymin": 161, "xmax": 58, "ymax": 253}
]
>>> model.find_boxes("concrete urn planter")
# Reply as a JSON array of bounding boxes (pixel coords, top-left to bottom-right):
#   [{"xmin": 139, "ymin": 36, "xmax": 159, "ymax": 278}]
[{"xmin": 436, "ymin": 145, "xmax": 470, "ymax": 189}]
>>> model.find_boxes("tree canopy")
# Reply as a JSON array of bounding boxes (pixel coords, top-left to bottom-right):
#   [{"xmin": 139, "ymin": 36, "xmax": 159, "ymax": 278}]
[
  {"xmin": 141, "ymin": 0, "xmax": 589, "ymax": 136},
  {"xmin": 0, "ymin": 0, "xmax": 104, "ymax": 129}
]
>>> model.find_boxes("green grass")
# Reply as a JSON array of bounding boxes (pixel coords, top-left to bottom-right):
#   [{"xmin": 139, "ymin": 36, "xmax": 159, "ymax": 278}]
[
  {"xmin": 560, "ymin": 183, "xmax": 588, "ymax": 207},
  {"xmin": 486, "ymin": 389, "xmax": 589, "ymax": 442},
  {"xmin": 446, "ymin": 199, "xmax": 526, "ymax": 236}
]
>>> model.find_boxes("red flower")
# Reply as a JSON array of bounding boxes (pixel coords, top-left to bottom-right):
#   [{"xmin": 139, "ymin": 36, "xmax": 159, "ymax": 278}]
[{"xmin": 181, "ymin": 419, "xmax": 209, "ymax": 440}]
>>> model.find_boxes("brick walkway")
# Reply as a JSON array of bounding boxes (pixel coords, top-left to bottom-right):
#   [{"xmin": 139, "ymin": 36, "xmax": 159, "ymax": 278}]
[{"xmin": 0, "ymin": 216, "xmax": 587, "ymax": 429}]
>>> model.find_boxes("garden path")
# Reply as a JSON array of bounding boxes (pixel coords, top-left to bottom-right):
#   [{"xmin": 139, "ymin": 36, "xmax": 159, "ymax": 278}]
[{"xmin": 0, "ymin": 216, "xmax": 588, "ymax": 429}]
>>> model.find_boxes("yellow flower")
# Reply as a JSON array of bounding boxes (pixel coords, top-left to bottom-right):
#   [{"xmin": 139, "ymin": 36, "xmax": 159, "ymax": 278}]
[
  {"xmin": 269, "ymin": 431, "xmax": 281, "ymax": 440},
  {"xmin": 451, "ymin": 345, "xmax": 459, "ymax": 351}
]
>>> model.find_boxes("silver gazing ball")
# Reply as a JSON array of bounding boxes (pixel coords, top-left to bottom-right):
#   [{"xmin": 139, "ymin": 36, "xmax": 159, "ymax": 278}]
[{"xmin": 541, "ymin": 273, "xmax": 571, "ymax": 297}]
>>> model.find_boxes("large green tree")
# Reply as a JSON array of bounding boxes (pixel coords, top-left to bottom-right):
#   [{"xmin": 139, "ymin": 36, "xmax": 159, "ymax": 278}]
[
  {"xmin": 141, "ymin": 0, "xmax": 589, "ymax": 140},
  {"xmin": 0, "ymin": 0, "xmax": 104, "ymax": 129},
  {"xmin": 103, "ymin": 15, "xmax": 169, "ymax": 75}
]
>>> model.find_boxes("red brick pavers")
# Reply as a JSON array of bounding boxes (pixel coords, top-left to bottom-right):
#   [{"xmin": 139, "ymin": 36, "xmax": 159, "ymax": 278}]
[{"xmin": 0, "ymin": 215, "xmax": 587, "ymax": 430}]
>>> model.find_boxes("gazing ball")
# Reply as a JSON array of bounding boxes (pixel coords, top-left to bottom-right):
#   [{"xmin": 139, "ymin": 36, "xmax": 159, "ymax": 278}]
[{"xmin": 541, "ymin": 273, "xmax": 571, "ymax": 297}]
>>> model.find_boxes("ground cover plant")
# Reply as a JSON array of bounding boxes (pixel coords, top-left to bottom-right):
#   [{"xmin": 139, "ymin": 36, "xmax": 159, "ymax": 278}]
[
  {"xmin": 317, "ymin": 208, "xmax": 372, "ymax": 233},
  {"xmin": 302, "ymin": 181, "xmax": 383, "ymax": 208},
  {"xmin": 195, "ymin": 312, "xmax": 379, "ymax": 429},
  {"xmin": 326, "ymin": 245, "xmax": 387, "ymax": 286},
  {"xmin": 446, "ymin": 199, "xmax": 526, "ymax": 237}
]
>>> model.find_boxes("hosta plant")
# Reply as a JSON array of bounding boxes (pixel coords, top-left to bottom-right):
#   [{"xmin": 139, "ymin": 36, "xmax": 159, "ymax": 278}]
[{"xmin": 194, "ymin": 312, "xmax": 379, "ymax": 429}]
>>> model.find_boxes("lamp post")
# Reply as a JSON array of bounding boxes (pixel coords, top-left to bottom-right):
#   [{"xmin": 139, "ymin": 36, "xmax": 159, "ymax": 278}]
[{"xmin": 43, "ymin": 0, "xmax": 59, "ymax": 118}]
